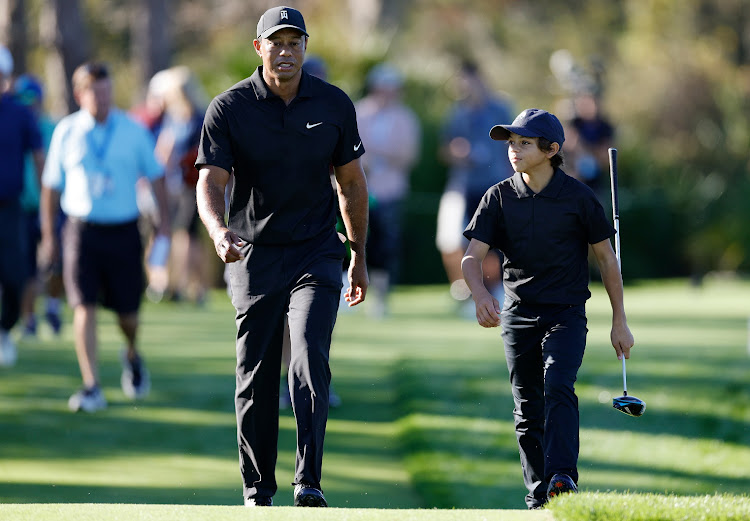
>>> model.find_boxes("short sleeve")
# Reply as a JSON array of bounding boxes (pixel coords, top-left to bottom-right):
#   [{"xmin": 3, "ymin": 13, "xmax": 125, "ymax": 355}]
[
  {"xmin": 584, "ymin": 191, "xmax": 616, "ymax": 244},
  {"xmin": 331, "ymin": 93, "xmax": 364, "ymax": 167},
  {"xmin": 441, "ymin": 106, "xmax": 462, "ymax": 143},
  {"xmin": 196, "ymin": 97, "xmax": 235, "ymax": 172},
  {"xmin": 42, "ymin": 122, "xmax": 66, "ymax": 191},
  {"xmin": 464, "ymin": 186, "xmax": 503, "ymax": 249}
]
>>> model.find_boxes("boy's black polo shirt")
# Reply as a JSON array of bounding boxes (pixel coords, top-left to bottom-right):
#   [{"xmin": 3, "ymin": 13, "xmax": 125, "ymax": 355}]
[
  {"xmin": 196, "ymin": 66, "xmax": 365, "ymax": 245},
  {"xmin": 464, "ymin": 168, "xmax": 615, "ymax": 306}
]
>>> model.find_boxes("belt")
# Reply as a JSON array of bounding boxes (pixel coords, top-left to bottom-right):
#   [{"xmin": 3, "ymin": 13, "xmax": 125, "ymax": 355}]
[{"xmin": 68, "ymin": 217, "xmax": 139, "ymax": 230}]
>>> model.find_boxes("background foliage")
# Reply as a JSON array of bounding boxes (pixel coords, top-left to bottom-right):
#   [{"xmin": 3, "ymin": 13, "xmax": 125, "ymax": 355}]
[{"xmin": 16, "ymin": 0, "xmax": 750, "ymax": 282}]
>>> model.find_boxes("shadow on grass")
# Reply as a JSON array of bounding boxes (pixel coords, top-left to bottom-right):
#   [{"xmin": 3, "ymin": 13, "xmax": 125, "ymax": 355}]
[
  {"xmin": 394, "ymin": 353, "xmax": 750, "ymax": 509},
  {"xmin": 0, "ymin": 306, "xmax": 423, "ymax": 508}
]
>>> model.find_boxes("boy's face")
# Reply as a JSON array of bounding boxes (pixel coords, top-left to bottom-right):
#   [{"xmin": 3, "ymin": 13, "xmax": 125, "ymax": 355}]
[{"xmin": 506, "ymin": 132, "xmax": 558, "ymax": 175}]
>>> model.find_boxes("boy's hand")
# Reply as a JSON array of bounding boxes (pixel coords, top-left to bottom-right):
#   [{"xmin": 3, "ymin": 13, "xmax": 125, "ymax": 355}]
[
  {"xmin": 611, "ymin": 321, "xmax": 635, "ymax": 359},
  {"xmin": 473, "ymin": 292, "xmax": 501, "ymax": 328}
]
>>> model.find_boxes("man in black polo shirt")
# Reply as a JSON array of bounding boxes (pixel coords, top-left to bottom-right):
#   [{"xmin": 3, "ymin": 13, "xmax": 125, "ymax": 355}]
[
  {"xmin": 461, "ymin": 108, "xmax": 634, "ymax": 509},
  {"xmin": 195, "ymin": 6, "xmax": 368, "ymax": 508}
]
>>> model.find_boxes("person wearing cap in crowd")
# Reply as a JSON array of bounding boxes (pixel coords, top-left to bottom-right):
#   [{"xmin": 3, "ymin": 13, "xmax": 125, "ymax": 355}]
[
  {"xmin": 195, "ymin": 5, "xmax": 368, "ymax": 508},
  {"xmin": 0, "ymin": 46, "xmax": 45, "ymax": 367},
  {"xmin": 436, "ymin": 59, "xmax": 515, "ymax": 315},
  {"xmin": 460, "ymin": 108, "xmax": 634, "ymax": 509},
  {"xmin": 40, "ymin": 62, "xmax": 171, "ymax": 413},
  {"xmin": 14, "ymin": 74, "xmax": 65, "ymax": 339},
  {"xmin": 355, "ymin": 63, "xmax": 420, "ymax": 318}
]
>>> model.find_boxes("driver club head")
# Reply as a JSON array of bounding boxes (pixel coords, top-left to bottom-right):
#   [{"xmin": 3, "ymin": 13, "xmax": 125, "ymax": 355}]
[{"xmin": 613, "ymin": 394, "xmax": 646, "ymax": 417}]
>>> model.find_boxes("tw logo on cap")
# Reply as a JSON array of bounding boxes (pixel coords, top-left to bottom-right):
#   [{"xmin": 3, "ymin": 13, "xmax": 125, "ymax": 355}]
[{"xmin": 257, "ymin": 6, "xmax": 309, "ymax": 40}]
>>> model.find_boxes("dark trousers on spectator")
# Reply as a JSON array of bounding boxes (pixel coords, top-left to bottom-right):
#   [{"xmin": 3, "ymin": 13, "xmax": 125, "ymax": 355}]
[
  {"xmin": 501, "ymin": 299, "xmax": 587, "ymax": 509},
  {"xmin": 0, "ymin": 200, "xmax": 28, "ymax": 331}
]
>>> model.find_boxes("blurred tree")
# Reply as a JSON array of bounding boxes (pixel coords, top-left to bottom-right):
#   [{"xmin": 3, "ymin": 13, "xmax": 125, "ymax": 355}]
[
  {"xmin": 39, "ymin": 0, "xmax": 90, "ymax": 116},
  {"xmin": 0, "ymin": 0, "xmax": 27, "ymax": 73},
  {"xmin": 0, "ymin": 0, "xmax": 746, "ymax": 279},
  {"xmin": 130, "ymin": 0, "xmax": 171, "ymax": 98}
]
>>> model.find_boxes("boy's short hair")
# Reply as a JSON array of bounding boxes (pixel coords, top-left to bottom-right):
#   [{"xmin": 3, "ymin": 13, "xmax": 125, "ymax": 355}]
[
  {"xmin": 72, "ymin": 62, "xmax": 110, "ymax": 91},
  {"xmin": 489, "ymin": 108, "xmax": 565, "ymax": 149},
  {"xmin": 538, "ymin": 137, "xmax": 565, "ymax": 169}
]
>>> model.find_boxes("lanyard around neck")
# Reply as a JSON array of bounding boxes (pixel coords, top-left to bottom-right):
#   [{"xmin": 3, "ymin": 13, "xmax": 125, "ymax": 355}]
[{"xmin": 88, "ymin": 116, "xmax": 116, "ymax": 165}]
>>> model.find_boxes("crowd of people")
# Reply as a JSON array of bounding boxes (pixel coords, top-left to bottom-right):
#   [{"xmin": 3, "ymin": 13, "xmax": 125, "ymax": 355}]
[{"xmin": 0, "ymin": 3, "xmax": 630, "ymax": 510}]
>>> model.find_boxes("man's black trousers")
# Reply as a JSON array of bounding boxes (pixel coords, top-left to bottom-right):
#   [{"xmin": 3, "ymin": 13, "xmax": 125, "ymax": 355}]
[
  {"xmin": 500, "ymin": 299, "xmax": 587, "ymax": 509},
  {"xmin": 226, "ymin": 231, "xmax": 345, "ymax": 501}
]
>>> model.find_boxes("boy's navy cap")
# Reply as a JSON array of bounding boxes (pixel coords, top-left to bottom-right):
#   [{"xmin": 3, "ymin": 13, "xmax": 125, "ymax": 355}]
[
  {"xmin": 489, "ymin": 108, "xmax": 565, "ymax": 147},
  {"xmin": 257, "ymin": 6, "xmax": 308, "ymax": 40}
]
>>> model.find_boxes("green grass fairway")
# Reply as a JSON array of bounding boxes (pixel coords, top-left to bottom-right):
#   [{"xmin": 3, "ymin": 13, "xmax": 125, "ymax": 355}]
[
  {"xmin": 1, "ymin": 278, "xmax": 749, "ymax": 519},
  {"xmin": 0, "ymin": 504, "xmax": 550, "ymax": 521},
  {"xmin": 552, "ymin": 492, "xmax": 750, "ymax": 521}
]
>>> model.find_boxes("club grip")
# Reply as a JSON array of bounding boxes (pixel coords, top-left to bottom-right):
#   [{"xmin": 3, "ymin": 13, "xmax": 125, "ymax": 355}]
[
  {"xmin": 608, "ymin": 147, "xmax": 618, "ymax": 217},
  {"xmin": 608, "ymin": 147, "xmax": 622, "ymax": 270}
]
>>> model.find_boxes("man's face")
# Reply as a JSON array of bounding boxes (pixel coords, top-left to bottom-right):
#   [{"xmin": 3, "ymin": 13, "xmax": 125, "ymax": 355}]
[
  {"xmin": 76, "ymin": 78, "xmax": 113, "ymax": 121},
  {"xmin": 253, "ymin": 28, "xmax": 307, "ymax": 82}
]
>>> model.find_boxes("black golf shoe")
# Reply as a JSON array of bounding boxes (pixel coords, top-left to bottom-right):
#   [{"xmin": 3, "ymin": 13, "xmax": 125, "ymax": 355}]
[
  {"xmin": 294, "ymin": 484, "xmax": 328, "ymax": 507},
  {"xmin": 244, "ymin": 496, "xmax": 273, "ymax": 506},
  {"xmin": 546, "ymin": 473, "xmax": 578, "ymax": 500}
]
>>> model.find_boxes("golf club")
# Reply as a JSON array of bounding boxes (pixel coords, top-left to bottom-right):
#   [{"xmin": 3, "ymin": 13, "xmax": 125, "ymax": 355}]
[{"xmin": 608, "ymin": 147, "xmax": 646, "ymax": 417}]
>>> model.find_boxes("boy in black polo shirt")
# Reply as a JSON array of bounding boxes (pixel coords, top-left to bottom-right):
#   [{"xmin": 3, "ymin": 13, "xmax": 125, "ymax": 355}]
[{"xmin": 461, "ymin": 108, "xmax": 634, "ymax": 509}]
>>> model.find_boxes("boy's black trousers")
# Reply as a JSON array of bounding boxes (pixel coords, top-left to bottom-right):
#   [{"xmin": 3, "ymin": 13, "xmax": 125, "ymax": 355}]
[
  {"xmin": 226, "ymin": 231, "xmax": 345, "ymax": 501},
  {"xmin": 500, "ymin": 299, "xmax": 587, "ymax": 509}
]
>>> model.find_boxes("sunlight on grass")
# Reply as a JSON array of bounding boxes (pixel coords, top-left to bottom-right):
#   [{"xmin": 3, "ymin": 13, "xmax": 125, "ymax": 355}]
[
  {"xmin": 549, "ymin": 492, "xmax": 750, "ymax": 521},
  {"xmin": 0, "ymin": 455, "xmax": 237, "ymax": 488},
  {"xmin": 0, "ymin": 504, "xmax": 552, "ymax": 521},
  {"xmin": 2, "ymin": 280, "xmax": 749, "ymax": 516},
  {"xmin": 579, "ymin": 428, "xmax": 750, "ymax": 484}
]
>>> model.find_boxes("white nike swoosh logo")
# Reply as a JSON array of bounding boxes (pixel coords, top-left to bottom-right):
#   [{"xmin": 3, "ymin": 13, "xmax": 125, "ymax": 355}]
[
  {"xmin": 306, "ymin": 122, "xmax": 323, "ymax": 129},
  {"xmin": 354, "ymin": 141, "xmax": 362, "ymax": 151}
]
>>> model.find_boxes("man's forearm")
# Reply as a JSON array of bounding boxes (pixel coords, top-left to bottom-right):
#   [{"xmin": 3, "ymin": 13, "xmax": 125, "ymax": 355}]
[
  {"xmin": 337, "ymin": 181, "xmax": 368, "ymax": 257},
  {"xmin": 151, "ymin": 176, "xmax": 171, "ymax": 234},
  {"xmin": 196, "ymin": 174, "xmax": 229, "ymax": 240},
  {"xmin": 601, "ymin": 260, "xmax": 627, "ymax": 323},
  {"xmin": 39, "ymin": 186, "xmax": 60, "ymax": 239}
]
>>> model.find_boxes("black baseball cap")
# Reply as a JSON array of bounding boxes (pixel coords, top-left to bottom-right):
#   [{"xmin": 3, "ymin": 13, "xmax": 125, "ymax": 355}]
[
  {"xmin": 489, "ymin": 108, "xmax": 565, "ymax": 147},
  {"xmin": 257, "ymin": 6, "xmax": 308, "ymax": 40}
]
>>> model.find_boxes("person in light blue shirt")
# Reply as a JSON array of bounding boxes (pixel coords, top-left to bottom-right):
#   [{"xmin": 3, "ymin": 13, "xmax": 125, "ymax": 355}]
[{"xmin": 40, "ymin": 62, "xmax": 170, "ymax": 413}]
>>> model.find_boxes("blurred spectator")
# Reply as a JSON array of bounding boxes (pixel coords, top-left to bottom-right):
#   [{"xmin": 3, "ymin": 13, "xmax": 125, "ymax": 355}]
[
  {"xmin": 436, "ymin": 60, "xmax": 514, "ymax": 311},
  {"xmin": 356, "ymin": 63, "xmax": 420, "ymax": 318},
  {"xmin": 0, "ymin": 46, "xmax": 45, "ymax": 366},
  {"xmin": 14, "ymin": 74, "xmax": 64, "ymax": 338},
  {"xmin": 562, "ymin": 91, "xmax": 614, "ymax": 198},
  {"xmin": 130, "ymin": 68, "xmax": 171, "ymax": 136},
  {"xmin": 40, "ymin": 62, "xmax": 170, "ymax": 412},
  {"xmin": 302, "ymin": 55, "xmax": 328, "ymax": 80},
  {"xmin": 149, "ymin": 66, "xmax": 210, "ymax": 305}
]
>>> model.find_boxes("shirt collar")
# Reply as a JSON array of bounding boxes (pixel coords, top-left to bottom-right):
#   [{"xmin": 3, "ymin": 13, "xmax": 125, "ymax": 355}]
[
  {"xmin": 249, "ymin": 66, "xmax": 313, "ymax": 101},
  {"xmin": 78, "ymin": 107, "xmax": 118, "ymax": 128},
  {"xmin": 511, "ymin": 168, "xmax": 566, "ymax": 199}
]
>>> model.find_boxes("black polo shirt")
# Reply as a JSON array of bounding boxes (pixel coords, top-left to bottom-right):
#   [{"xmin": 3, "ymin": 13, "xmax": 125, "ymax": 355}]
[
  {"xmin": 196, "ymin": 66, "xmax": 365, "ymax": 245},
  {"xmin": 464, "ymin": 168, "xmax": 615, "ymax": 306}
]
